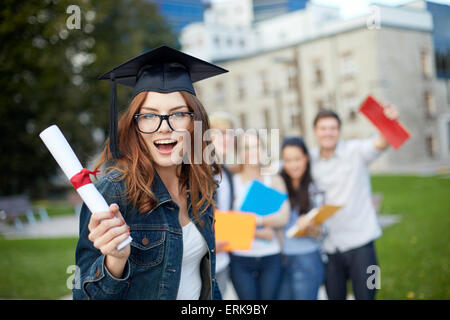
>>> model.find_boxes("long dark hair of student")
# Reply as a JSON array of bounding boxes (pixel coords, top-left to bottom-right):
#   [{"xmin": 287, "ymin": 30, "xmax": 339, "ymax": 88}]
[{"xmin": 280, "ymin": 137, "xmax": 313, "ymax": 215}]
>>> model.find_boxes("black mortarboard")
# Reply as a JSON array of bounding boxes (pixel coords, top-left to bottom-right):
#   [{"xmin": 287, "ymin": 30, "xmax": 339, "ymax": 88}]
[{"xmin": 98, "ymin": 45, "xmax": 228, "ymax": 158}]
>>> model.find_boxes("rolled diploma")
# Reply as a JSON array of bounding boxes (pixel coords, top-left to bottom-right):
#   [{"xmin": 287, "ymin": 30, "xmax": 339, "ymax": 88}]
[{"xmin": 39, "ymin": 124, "xmax": 132, "ymax": 250}]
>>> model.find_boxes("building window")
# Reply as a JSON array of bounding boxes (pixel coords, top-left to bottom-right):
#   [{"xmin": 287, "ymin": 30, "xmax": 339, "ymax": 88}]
[
  {"xmin": 421, "ymin": 49, "xmax": 432, "ymax": 78},
  {"xmin": 292, "ymin": 113, "xmax": 302, "ymax": 131},
  {"xmin": 260, "ymin": 71, "xmax": 270, "ymax": 96},
  {"xmin": 424, "ymin": 91, "xmax": 435, "ymax": 118},
  {"xmin": 215, "ymin": 81, "xmax": 225, "ymax": 104},
  {"xmin": 239, "ymin": 112, "xmax": 247, "ymax": 129},
  {"xmin": 316, "ymin": 99, "xmax": 324, "ymax": 111},
  {"xmin": 287, "ymin": 66, "xmax": 297, "ymax": 90},
  {"xmin": 287, "ymin": 105, "xmax": 300, "ymax": 129},
  {"xmin": 341, "ymin": 52, "xmax": 356, "ymax": 79},
  {"xmin": 342, "ymin": 93, "xmax": 359, "ymax": 120},
  {"xmin": 263, "ymin": 108, "xmax": 271, "ymax": 129},
  {"xmin": 348, "ymin": 110, "xmax": 357, "ymax": 121},
  {"xmin": 435, "ymin": 50, "xmax": 450, "ymax": 79},
  {"xmin": 236, "ymin": 75, "xmax": 246, "ymax": 101},
  {"xmin": 214, "ymin": 36, "xmax": 220, "ymax": 47},
  {"xmin": 426, "ymin": 135, "xmax": 437, "ymax": 157},
  {"xmin": 312, "ymin": 61, "xmax": 323, "ymax": 86}
]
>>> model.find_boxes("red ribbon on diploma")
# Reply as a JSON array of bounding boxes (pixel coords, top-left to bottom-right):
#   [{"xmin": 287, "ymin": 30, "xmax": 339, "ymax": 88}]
[{"xmin": 70, "ymin": 168, "xmax": 100, "ymax": 190}]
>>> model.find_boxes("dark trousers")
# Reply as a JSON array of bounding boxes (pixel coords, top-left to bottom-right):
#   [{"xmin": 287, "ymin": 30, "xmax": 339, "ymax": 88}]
[
  {"xmin": 325, "ymin": 241, "xmax": 378, "ymax": 300},
  {"xmin": 229, "ymin": 253, "xmax": 282, "ymax": 300}
]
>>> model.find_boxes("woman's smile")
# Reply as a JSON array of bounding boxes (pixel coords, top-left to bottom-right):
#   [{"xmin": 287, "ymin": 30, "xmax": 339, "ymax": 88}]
[{"xmin": 153, "ymin": 138, "xmax": 179, "ymax": 155}]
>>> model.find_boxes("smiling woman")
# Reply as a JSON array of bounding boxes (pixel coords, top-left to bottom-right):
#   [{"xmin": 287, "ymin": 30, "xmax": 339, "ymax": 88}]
[
  {"xmin": 135, "ymin": 92, "xmax": 194, "ymax": 161},
  {"xmin": 73, "ymin": 46, "xmax": 228, "ymax": 300},
  {"xmin": 96, "ymin": 89, "xmax": 216, "ymax": 217}
]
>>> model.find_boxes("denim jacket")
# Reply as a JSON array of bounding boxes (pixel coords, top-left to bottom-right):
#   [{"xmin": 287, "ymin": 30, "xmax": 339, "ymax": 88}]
[{"xmin": 72, "ymin": 169, "xmax": 221, "ymax": 300}]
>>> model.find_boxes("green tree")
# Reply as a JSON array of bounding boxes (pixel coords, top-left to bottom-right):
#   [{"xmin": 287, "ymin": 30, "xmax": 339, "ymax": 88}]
[{"xmin": 0, "ymin": 0, "xmax": 178, "ymax": 196}]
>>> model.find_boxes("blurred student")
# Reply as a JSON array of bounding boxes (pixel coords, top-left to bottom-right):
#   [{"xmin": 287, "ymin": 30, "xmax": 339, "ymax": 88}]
[
  {"xmin": 209, "ymin": 112, "xmax": 236, "ymax": 296},
  {"xmin": 310, "ymin": 105, "xmax": 399, "ymax": 300},
  {"xmin": 229, "ymin": 131, "xmax": 289, "ymax": 300},
  {"xmin": 278, "ymin": 137, "xmax": 325, "ymax": 300}
]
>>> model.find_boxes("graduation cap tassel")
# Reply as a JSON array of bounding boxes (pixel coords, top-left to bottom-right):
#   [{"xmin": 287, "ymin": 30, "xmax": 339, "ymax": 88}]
[{"xmin": 109, "ymin": 70, "xmax": 122, "ymax": 158}]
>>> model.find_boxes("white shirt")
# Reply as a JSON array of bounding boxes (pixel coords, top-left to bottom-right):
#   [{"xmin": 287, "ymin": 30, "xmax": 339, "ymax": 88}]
[
  {"xmin": 216, "ymin": 171, "xmax": 232, "ymax": 212},
  {"xmin": 310, "ymin": 139, "xmax": 383, "ymax": 254},
  {"xmin": 176, "ymin": 221, "xmax": 208, "ymax": 300},
  {"xmin": 231, "ymin": 173, "xmax": 281, "ymax": 257}
]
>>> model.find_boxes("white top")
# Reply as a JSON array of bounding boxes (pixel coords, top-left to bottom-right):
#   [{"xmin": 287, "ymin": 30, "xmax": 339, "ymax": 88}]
[
  {"xmin": 214, "ymin": 171, "xmax": 232, "ymax": 273},
  {"xmin": 231, "ymin": 174, "xmax": 281, "ymax": 257},
  {"xmin": 216, "ymin": 171, "xmax": 232, "ymax": 212},
  {"xmin": 176, "ymin": 221, "xmax": 208, "ymax": 300},
  {"xmin": 310, "ymin": 139, "xmax": 383, "ymax": 254}
]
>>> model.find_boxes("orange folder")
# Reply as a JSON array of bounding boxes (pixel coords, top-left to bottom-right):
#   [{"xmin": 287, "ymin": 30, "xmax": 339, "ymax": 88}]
[
  {"xmin": 286, "ymin": 205, "xmax": 342, "ymax": 238},
  {"xmin": 214, "ymin": 210, "xmax": 256, "ymax": 251}
]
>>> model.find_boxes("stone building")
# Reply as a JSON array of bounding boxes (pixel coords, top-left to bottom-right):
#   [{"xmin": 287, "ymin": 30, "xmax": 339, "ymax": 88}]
[{"xmin": 189, "ymin": 3, "xmax": 450, "ymax": 173}]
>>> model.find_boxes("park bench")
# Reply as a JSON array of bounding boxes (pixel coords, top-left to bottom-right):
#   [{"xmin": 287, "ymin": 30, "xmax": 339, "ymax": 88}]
[{"xmin": 0, "ymin": 195, "xmax": 49, "ymax": 230}]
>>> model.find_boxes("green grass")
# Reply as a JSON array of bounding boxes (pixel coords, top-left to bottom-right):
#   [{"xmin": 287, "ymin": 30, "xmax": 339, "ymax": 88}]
[
  {"xmin": 0, "ymin": 175, "xmax": 448, "ymax": 299},
  {"xmin": 372, "ymin": 175, "xmax": 450, "ymax": 300},
  {"xmin": 0, "ymin": 237, "xmax": 77, "ymax": 299}
]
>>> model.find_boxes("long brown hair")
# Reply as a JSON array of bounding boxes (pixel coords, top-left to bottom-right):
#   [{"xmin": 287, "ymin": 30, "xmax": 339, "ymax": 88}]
[
  {"xmin": 280, "ymin": 137, "xmax": 312, "ymax": 215},
  {"xmin": 94, "ymin": 91, "xmax": 220, "ymax": 224}
]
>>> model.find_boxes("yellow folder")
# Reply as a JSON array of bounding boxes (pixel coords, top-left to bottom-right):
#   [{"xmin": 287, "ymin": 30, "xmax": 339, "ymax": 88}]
[
  {"xmin": 214, "ymin": 210, "xmax": 257, "ymax": 251},
  {"xmin": 286, "ymin": 204, "xmax": 343, "ymax": 238}
]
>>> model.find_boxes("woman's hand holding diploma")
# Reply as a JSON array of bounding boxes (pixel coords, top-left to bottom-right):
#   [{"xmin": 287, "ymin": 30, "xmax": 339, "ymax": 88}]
[
  {"xmin": 88, "ymin": 203, "xmax": 131, "ymax": 278},
  {"xmin": 39, "ymin": 125, "xmax": 132, "ymax": 251}
]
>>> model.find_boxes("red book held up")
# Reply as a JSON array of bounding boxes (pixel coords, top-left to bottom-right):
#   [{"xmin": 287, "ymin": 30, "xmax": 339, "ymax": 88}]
[{"xmin": 359, "ymin": 95, "xmax": 410, "ymax": 150}]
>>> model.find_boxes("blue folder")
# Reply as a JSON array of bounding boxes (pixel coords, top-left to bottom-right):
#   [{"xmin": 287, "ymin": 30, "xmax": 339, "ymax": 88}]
[{"xmin": 239, "ymin": 180, "xmax": 288, "ymax": 216}]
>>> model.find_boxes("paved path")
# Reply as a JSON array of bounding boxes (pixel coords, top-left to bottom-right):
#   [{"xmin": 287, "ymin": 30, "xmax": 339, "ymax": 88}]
[
  {"xmin": 0, "ymin": 215, "xmax": 79, "ymax": 239},
  {"xmin": 0, "ymin": 213, "xmax": 400, "ymax": 240}
]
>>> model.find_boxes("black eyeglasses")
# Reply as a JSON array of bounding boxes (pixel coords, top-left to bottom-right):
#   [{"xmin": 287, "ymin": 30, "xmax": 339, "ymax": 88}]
[{"xmin": 133, "ymin": 112, "xmax": 194, "ymax": 134}]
